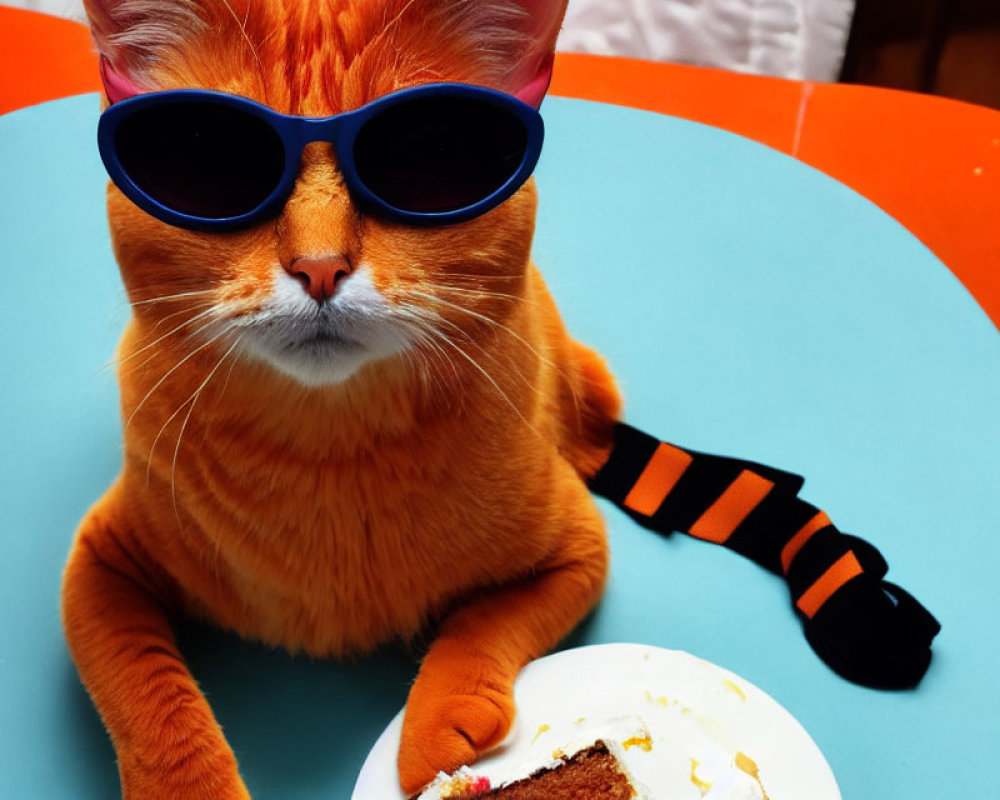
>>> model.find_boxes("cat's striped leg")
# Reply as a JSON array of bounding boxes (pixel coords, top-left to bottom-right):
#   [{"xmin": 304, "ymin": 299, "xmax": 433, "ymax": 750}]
[
  {"xmin": 588, "ymin": 423, "xmax": 941, "ymax": 689},
  {"xmin": 397, "ymin": 468, "xmax": 608, "ymax": 794},
  {"xmin": 61, "ymin": 484, "xmax": 249, "ymax": 800}
]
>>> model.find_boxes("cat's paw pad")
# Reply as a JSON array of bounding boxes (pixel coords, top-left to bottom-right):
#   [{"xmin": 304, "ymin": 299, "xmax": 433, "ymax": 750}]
[{"xmin": 397, "ymin": 688, "xmax": 514, "ymax": 795}]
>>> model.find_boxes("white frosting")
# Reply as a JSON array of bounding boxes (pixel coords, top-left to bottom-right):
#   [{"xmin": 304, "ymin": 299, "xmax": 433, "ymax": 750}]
[
  {"xmin": 419, "ymin": 712, "xmax": 766, "ymax": 799},
  {"xmin": 608, "ymin": 712, "xmax": 766, "ymax": 800}
]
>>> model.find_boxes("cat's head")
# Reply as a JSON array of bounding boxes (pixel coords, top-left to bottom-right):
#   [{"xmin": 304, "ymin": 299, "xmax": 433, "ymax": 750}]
[{"xmin": 86, "ymin": 0, "xmax": 567, "ymax": 387}]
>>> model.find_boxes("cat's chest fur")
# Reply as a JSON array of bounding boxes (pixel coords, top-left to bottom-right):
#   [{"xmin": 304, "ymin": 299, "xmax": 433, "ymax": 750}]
[{"xmin": 130, "ymin": 387, "xmax": 559, "ymax": 657}]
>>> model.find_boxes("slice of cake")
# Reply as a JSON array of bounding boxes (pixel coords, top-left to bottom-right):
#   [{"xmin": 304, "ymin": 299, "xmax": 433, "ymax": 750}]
[
  {"xmin": 415, "ymin": 739, "xmax": 641, "ymax": 799},
  {"xmin": 414, "ymin": 714, "xmax": 770, "ymax": 800},
  {"xmin": 475, "ymin": 740, "xmax": 639, "ymax": 799}
]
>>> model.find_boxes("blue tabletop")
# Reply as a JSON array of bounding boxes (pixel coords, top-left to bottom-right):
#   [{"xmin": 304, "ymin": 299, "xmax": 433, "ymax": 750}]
[{"xmin": 2, "ymin": 93, "xmax": 999, "ymax": 799}]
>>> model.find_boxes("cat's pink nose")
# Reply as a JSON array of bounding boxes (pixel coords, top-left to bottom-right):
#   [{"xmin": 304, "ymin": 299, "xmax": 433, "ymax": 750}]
[{"xmin": 287, "ymin": 254, "xmax": 352, "ymax": 304}]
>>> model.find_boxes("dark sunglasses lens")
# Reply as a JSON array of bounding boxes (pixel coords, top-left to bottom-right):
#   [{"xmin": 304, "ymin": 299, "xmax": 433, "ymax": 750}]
[
  {"xmin": 354, "ymin": 94, "xmax": 529, "ymax": 215},
  {"xmin": 114, "ymin": 101, "xmax": 286, "ymax": 220}
]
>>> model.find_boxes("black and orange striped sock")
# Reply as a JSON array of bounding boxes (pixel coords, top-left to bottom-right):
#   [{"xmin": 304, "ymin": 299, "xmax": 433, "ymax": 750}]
[{"xmin": 588, "ymin": 423, "xmax": 941, "ymax": 689}]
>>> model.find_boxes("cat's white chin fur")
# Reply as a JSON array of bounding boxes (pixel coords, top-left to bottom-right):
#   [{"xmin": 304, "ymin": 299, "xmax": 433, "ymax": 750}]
[{"xmin": 237, "ymin": 264, "xmax": 411, "ymax": 387}]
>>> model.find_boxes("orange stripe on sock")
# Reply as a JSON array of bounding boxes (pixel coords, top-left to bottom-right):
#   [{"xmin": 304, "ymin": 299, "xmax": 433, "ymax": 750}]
[
  {"xmin": 796, "ymin": 551, "xmax": 864, "ymax": 619},
  {"xmin": 623, "ymin": 443, "xmax": 693, "ymax": 517},
  {"xmin": 689, "ymin": 470, "xmax": 774, "ymax": 544},
  {"xmin": 780, "ymin": 511, "xmax": 832, "ymax": 574}
]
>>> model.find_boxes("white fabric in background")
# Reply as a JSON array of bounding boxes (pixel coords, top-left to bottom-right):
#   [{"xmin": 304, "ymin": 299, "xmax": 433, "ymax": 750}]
[
  {"xmin": 557, "ymin": 0, "xmax": 855, "ymax": 81},
  {"xmin": 0, "ymin": 0, "xmax": 855, "ymax": 82},
  {"xmin": 1, "ymin": 0, "xmax": 84, "ymax": 21}
]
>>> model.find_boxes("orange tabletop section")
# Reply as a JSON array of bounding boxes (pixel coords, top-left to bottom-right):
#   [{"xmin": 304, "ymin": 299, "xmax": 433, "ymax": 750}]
[
  {"xmin": 2, "ymin": 7, "xmax": 997, "ymax": 330},
  {"xmin": 800, "ymin": 82, "xmax": 999, "ymax": 328},
  {"xmin": 0, "ymin": 7, "xmax": 98, "ymax": 116},
  {"xmin": 551, "ymin": 53, "xmax": 808, "ymax": 155}
]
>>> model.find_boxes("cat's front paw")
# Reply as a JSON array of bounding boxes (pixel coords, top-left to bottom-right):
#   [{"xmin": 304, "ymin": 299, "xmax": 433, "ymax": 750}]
[
  {"xmin": 119, "ymin": 751, "xmax": 252, "ymax": 800},
  {"xmin": 397, "ymin": 661, "xmax": 514, "ymax": 795}
]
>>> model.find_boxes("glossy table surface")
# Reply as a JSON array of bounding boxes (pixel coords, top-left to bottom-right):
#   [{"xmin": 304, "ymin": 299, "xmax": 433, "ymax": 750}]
[
  {"xmin": 3, "ymin": 6, "xmax": 997, "ymax": 328},
  {"xmin": 2, "ymin": 7, "xmax": 999, "ymax": 800}
]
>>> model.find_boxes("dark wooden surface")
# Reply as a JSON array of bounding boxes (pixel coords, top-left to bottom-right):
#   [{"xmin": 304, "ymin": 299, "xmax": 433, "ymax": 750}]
[{"xmin": 842, "ymin": 0, "xmax": 1000, "ymax": 107}]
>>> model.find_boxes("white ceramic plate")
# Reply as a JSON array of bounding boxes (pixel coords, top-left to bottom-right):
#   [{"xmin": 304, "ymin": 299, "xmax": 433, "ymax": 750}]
[{"xmin": 352, "ymin": 643, "xmax": 840, "ymax": 799}]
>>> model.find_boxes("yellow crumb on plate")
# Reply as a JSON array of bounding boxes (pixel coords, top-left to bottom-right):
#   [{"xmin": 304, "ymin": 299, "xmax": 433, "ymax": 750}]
[
  {"xmin": 689, "ymin": 758, "xmax": 713, "ymax": 795},
  {"xmin": 622, "ymin": 733, "xmax": 653, "ymax": 752},
  {"xmin": 722, "ymin": 680, "xmax": 747, "ymax": 701},
  {"xmin": 531, "ymin": 724, "xmax": 550, "ymax": 745},
  {"xmin": 735, "ymin": 751, "xmax": 759, "ymax": 778}
]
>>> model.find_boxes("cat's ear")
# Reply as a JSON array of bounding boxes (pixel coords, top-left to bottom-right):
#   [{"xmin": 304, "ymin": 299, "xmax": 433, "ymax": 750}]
[
  {"xmin": 435, "ymin": 0, "xmax": 569, "ymax": 108},
  {"xmin": 505, "ymin": 0, "xmax": 569, "ymax": 107},
  {"xmin": 83, "ymin": 0, "xmax": 205, "ymax": 102}
]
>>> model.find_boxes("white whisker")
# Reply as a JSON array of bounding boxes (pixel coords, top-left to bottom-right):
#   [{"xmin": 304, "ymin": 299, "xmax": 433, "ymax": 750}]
[
  {"xmin": 429, "ymin": 327, "xmax": 541, "ymax": 438},
  {"xmin": 219, "ymin": 0, "xmax": 267, "ymax": 100},
  {"xmin": 205, "ymin": 337, "xmax": 244, "ymax": 421},
  {"xmin": 168, "ymin": 338, "xmax": 243, "ymax": 520},
  {"xmin": 393, "ymin": 299, "xmax": 541, "ymax": 436},
  {"xmin": 149, "ymin": 301, "xmax": 218, "ymax": 333},
  {"xmin": 393, "ymin": 305, "xmax": 463, "ymax": 385},
  {"xmin": 118, "ymin": 306, "xmax": 220, "ymax": 371},
  {"xmin": 126, "ymin": 327, "xmax": 233, "ymax": 433},
  {"xmin": 397, "ymin": 288, "xmax": 585, "ymax": 429},
  {"xmin": 433, "ymin": 271, "xmax": 522, "ymax": 283},
  {"xmin": 129, "ymin": 289, "xmax": 215, "ymax": 308},
  {"xmin": 426, "ymin": 282, "xmax": 531, "ymax": 307}
]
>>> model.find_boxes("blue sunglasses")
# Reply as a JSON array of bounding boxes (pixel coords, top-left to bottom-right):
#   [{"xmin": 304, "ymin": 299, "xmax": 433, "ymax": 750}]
[{"xmin": 97, "ymin": 82, "xmax": 545, "ymax": 232}]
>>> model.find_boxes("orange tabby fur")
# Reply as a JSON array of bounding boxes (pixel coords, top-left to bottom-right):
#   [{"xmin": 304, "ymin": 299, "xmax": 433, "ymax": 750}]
[{"xmin": 62, "ymin": 2, "xmax": 621, "ymax": 798}]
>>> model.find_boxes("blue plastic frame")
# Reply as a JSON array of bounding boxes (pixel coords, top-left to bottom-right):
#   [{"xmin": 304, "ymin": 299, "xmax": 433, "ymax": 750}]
[{"xmin": 97, "ymin": 82, "xmax": 545, "ymax": 232}]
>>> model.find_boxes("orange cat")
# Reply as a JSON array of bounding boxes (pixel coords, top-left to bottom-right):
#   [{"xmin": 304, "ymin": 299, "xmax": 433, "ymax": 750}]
[{"xmin": 62, "ymin": 1, "xmax": 621, "ymax": 798}]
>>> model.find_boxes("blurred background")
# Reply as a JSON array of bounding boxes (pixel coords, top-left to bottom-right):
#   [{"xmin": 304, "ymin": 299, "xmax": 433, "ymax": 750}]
[{"xmin": 1, "ymin": 0, "xmax": 998, "ymax": 108}]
